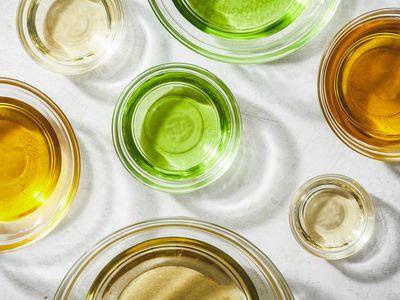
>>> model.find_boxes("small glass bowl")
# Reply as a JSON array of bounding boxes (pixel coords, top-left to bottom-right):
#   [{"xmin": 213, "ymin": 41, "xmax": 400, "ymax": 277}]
[
  {"xmin": 112, "ymin": 63, "xmax": 241, "ymax": 193},
  {"xmin": 290, "ymin": 174, "xmax": 375, "ymax": 260},
  {"xmin": 17, "ymin": 0, "xmax": 124, "ymax": 75},
  {"xmin": 0, "ymin": 78, "xmax": 80, "ymax": 252},
  {"xmin": 54, "ymin": 217, "xmax": 294, "ymax": 300},
  {"xmin": 319, "ymin": 9, "xmax": 400, "ymax": 161},
  {"xmin": 149, "ymin": 0, "xmax": 340, "ymax": 63}
]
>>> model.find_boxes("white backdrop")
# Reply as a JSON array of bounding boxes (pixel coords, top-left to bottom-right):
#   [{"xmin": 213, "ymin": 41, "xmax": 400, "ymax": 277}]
[{"xmin": 1, "ymin": 1, "xmax": 400, "ymax": 299}]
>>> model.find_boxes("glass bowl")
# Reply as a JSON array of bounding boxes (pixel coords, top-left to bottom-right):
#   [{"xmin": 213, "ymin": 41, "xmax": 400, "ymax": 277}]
[
  {"xmin": 54, "ymin": 217, "xmax": 294, "ymax": 299},
  {"xmin": 0, "ymin": 78, "xmax": 80, "ymax": 251},
  {"xmin": 290, "ymin": 174, "xmax": 375, "ymax": 260},
  {"xmin": 112, "ymin": 63, "xmax": 241, "ymax": 193},
  {"xmin": 149, "ymin": 0, "xmax": 340, "ymax": 63},
  {"xmin": 319, "ymin": 9, "xmax": 400, "ymax": 161},
  {"xmin": 17, "ymin": 0, "xmax": 124, "ymax": 74}
]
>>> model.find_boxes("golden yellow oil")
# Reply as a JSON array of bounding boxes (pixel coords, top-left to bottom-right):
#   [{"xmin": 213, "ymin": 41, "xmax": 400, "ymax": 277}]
[
  {"xmin": 324, "ymin": 18, "xmax": 400, "ymax": 148},
  {"xmin": 0, "ymin": 97, "xmax": 61, "ymax": 222},
  {"xmin": 88, "ymin": 237, "xmax": 259, "ymax": 300}
]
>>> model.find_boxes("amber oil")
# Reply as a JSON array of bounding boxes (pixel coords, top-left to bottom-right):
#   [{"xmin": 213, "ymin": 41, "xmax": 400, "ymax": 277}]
[{"xmin": 320, "ymin": 10, "xmax": 400, "ymax": 158}]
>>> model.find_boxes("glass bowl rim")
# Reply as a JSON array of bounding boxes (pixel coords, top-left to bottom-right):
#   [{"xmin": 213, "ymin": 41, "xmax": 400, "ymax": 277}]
[
  {"xmin": 112, "ymin": 62, "xmax": 242, "ymax": 193},
  {"xmin": 54, "ymin": 217, "xmax": 294, "ymax": 300},
  {"xmin": 148, "ymin": 0, "xmax": 341, "ymax": 63},
  {"xmin": 0, "ymin": 77, "xmax": 80, "ymax": 252},
  {"xmin": 318, "ymin": 8, "xmax": 400, "ymax": 162},
  {"xmin": 16, "ymin": 0, "xmax": 125, "ymax": 75},
  {"xmin": 289, "ymin": 174, "xmax": 375, "ymax": 260}
]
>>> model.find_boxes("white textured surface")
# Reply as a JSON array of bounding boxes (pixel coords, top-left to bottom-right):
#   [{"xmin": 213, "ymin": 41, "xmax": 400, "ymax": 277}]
[{"xmin": 1, "ymin": 1, "xmax": 400, "ymax": 299}]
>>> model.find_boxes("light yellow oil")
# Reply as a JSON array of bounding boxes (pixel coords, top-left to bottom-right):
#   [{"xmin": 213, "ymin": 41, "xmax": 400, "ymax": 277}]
[
  {"xmin": 88, "ymin": 238, "xmax": 259, "ymax": 300},
  {"xmin": 302, "ymin": 186, "xmax": 365, "ymax": 249},
  {"xmin": 0, "ymin": 97, "xmax": 61, "ymax": 222},
  {"xmin": 29, "ymin": 0, "xmax": 115, "ymax": 62}
]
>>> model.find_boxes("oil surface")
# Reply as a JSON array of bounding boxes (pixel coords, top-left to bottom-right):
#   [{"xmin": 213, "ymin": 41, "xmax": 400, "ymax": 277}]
[
  {"xmin": 302, "ymin": 186, "xmax": 365, "ymax": 249},
  {"xmin": 29, "ymin": 0, "xmax": 114, "ymax": 61},
  {"xmin": 173, "ymin": 0, "xmax": 304, "ymax": 39},
  {"xmin": 122, "ymin": 72, "xmax": 230, "ymax": 180},
  {"xmin": 0, "ymin": 97, "xmax": 61, "ymax": 222},
  {"xmin": 88, "ymin": 237, "xmax": 258, "ymax": 300},
  {"xmin": 137, "ymin": 88, "xmax": 220, "ymax": 172},
  {"xmin": 324, "ymin": 18, "xmax": 400, "ymax": 148}
]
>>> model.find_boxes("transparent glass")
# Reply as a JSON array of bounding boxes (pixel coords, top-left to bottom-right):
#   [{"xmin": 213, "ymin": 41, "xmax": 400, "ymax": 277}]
[
  {"xmin": 290, "ymin": 174, "xmax": 375, "ymax": 260},
  {"xmin": 149, "ymin": 0, "xmax": 340, "ymax": 63},
  {"xmin": 0, "ymin": 78, "xmax": 80, "ymax": 252},
  {"xmin": 17, "ymin": 0, "xmax": 124, "ymax": 74},
  {"xmin": 319, "ymin": 9, "xmax": 400, "ymax": 161},
  {"xmin": 112, "ymin": 63, "xmax": 241, "ymax": 193},
  {"xmin": 54, "ymin": 218, "xmax": 294, "ymax": 300}
]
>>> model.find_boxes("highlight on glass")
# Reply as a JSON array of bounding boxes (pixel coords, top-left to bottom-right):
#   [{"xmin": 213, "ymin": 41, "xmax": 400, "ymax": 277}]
[
  {"xmin": 112, "ymin": 63, "xmax": 241, "ymax": 193},
  {"xmin": 0, "ymin": 78, "xmax": 80, "ymax": 251},
  {"xmin": 17, "ymin": 0, "xmax": 124, "ymax": 74},
  {"xmin": 149, "ymin": 0, "xmax": 341, "ymax": 63}
]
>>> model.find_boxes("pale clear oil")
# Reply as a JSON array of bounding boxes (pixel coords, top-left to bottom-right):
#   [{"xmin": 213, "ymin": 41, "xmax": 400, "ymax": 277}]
[
  {"xmin": 27, "ymin": 0, "xmax": 117, "ymax": 62},
  {"xmin": 300, "ymin": 185, "xmax": 365, "ymax": 250}
]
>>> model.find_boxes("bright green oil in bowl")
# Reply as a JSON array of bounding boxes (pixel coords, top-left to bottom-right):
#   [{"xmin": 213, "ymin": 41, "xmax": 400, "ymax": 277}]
[
  {"xmin": 132, "ymin": 84, "xmax": 221, "ymax": 173},
  {"xmin": 173, "ymin": 0, "xmax": 306, "ymax": 39},
  {"xmin": 113, "ymin": 64, "xmax": 241, "ymax": 192}
]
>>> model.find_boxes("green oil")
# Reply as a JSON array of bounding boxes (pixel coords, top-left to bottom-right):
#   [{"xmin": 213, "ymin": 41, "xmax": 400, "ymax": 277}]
[
  {"xmin": 173, "ymin": 0, "xmax": 305, "ymax": 39},
  {"xmin": 121, "ymin": 71, "xmax": 233, "ymax": 180}
]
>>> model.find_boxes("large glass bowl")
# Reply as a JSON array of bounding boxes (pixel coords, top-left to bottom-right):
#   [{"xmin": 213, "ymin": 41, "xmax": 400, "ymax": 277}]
[
  {"xmin": 54, "ymin": 218, "xmax": 294, "ymax": 299},
  {"xmin": 149, "ymin": 0, "xmax": 340, "ymax": 63}
]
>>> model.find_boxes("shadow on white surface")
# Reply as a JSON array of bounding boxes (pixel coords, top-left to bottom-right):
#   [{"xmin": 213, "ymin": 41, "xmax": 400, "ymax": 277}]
[
  {"xmin": 54, "ymin": 124, "xmax": 116, "ymax": 233},
  {"xmin": 0, "ymin": 124, "xmax": 117, "ymax": 298},
  {"xmin": 174, "ymin": 98, "xmax": 299, "ymax": 229},
  {"xmin": 330, "ymin": 196, "xmax": 400, "ymax": 283},
  {"xmin": 0, "ymin": 122, "xmax": 160, "ymax": 299},
  {"xmin": 290, "ymin": 281, "xmax": 340, "ymax": 300},
  {"xmin": 69, "ymin": 1, "xmax": 171, "ymax": 105},
  {"xmin": 388, "ymin": 163, "xmax": 400, "ymax": 178},
  {"xmin": 271, "ymin": 0, "xmax": 358, "ymax": 65},
  {"xmin": 233, "ymin": 1, "xmax": 358, "ymax": 122}
]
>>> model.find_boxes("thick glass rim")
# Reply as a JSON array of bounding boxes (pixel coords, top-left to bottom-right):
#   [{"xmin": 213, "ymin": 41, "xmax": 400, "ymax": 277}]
[
  {"xmin": 112, "ymin": 63, "xmax": 241, "ymax": 193},
  {"xmin": 289, "ymin": 174, "xmax": 375, "ymax": 260},
  {"xmin": 55, "ymin": 217, "xmax": 294, "ymax": 300},
  {"xmin": 149, "ymin": 0, "xmax": 341, "ymax": 63},
  {"xmin": 318, "ymin": 8, "xmax": 400, "ymax": 162},
  {"xmin": 17, "ymin": 0, "xmax": 124, "ymax": 75},
  {"xmin": 0, "ymin": 77, "xmax": 80, "ymax": 252}
]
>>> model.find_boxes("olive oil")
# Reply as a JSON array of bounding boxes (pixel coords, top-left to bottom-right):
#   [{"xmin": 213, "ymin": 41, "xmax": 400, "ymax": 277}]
[
  {"xmin": 133, "ymin": 86, "xmax": 220, "ymax": 173},
  {"xmin": 113, "ymin": 64, "xmax": 241, "ymax": 192},
  {"xmin": 0, "ymin": 97, "xmax": 61, "ymax": 222},
  {"xmin": 88, "ymin": 237, "xmax": 258, "ymax": 300},
  {"xmin": 121, "ymin": 71, "xmax": 234, "ymax": 180},
  {"xmin": 323, "ymin": 17, "xmax": 400, "ymax": 148},
  {"xmin": 173, "ymin": 0, "xmax": 305, "ymax": 39}
]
